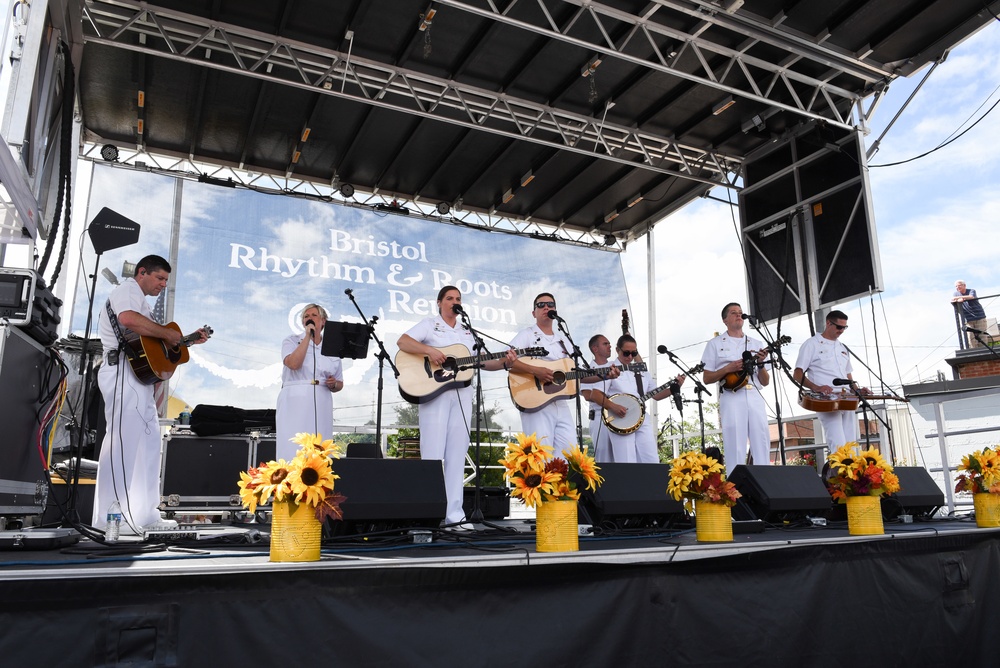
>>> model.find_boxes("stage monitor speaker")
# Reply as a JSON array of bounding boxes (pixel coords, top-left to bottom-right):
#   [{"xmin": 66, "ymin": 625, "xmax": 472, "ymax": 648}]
[
  {"xmin": 346, "ymin": 442, "xmax": 382, "ymax": 458},
  {"xmin": 463, "ymin": 486, "xmax": 510, "ymax": 520},
  {"xmin": 578, "ymin": 463, "xmax": 684, "ymax": 530},
  {"xmin": 328, "ymin": 459, "xmax": 446, "ymax": 531},
  {"xmin": 729, "ymin": 465, "xmax": 831, "ymax": 523},
  {"xmin": 882, "ymin": 467, "xmax": 943, "ymax": 519}
]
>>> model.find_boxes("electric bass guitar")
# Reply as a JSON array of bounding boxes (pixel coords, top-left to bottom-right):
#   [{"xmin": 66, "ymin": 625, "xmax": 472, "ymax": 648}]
[
  {"xmin": 508, "ymin": 359, "xmax": 647, "ymax": 413},
  {"xmin": 396, "ymin": 344, "xmax": 547, "ymax": 404},
  {"xmin": 123, "ymin": 323, "xmax": 212, "ymax": 385},
  {"xmin": 603, "ymin": 363, "xmax": 705, "ymax": 435},
  {"xmin": 720, "ymin": 335, "xmax": 791, "ymax": 391}
]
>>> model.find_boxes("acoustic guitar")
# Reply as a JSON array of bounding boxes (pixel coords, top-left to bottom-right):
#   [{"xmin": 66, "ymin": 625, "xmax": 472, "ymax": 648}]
[
  {"xmin": 508, "ymin": 359, "xmax": 647, "ymax": 413},
  {"xmin": 396, "ymin": 344, "xmax": 547, "ymax": 404},
  {"xmin": 720, "ymin": 335, "xmax": 791, "ymax": 391},
  {"xmin": 798, "ymin": 392, "xmax": 909, "ymax": 413},
  {"xmin": 123, "ymin": 323, "xmax": 212, "ymax": 385}
]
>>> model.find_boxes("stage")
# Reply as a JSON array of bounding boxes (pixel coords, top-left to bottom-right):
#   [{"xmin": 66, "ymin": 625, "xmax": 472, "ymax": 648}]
[{"xmin": 0, "ymin": 515, "xmax": 995, "ymax": 666}]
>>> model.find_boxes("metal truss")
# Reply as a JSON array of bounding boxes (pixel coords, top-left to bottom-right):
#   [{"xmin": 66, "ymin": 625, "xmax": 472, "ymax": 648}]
[
  {"xmin": 80, "ymin": 0, "xmax": 740, "ymax": 187},
  {"xmin": 437, "ymin": 0, "xmax": 882, "ymax": 129},
  {"xmin": 80, "ymin": 142, "xmax": 624, "ymax": 252}
]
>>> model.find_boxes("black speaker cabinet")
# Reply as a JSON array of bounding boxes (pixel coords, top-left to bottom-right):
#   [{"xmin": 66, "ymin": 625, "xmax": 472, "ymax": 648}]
[
  {"xmin": 882, "ymin": 467, "xmax": 943, "ymax": 519},
  {"xmin": 729, "ymin": 465, "xmax": 832, "ymax": 522},
  {"xmin": 328, "ymin": 458, "xmax": 446, "ymax": 530},
  {"xmin": 578, "ymin": 463, "xmax": 684, "ymax": 529},
  {"xmin": 463, "ymin": 486, "xmax": 510, "ymax": 520}
]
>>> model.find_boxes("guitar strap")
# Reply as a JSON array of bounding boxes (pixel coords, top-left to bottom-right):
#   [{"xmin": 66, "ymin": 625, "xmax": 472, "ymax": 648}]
[
  {"xmin": 105, "ymin": 300, "xmax": 139, "ymax": 361},
  {"xmin": 633, "ymin": 370, "xmax": 643, "ymax": 395}
]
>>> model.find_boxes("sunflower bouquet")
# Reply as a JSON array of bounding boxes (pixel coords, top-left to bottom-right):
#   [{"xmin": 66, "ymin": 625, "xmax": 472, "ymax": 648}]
[
  {"xmin": 499, "ymin": 433, "xmax": 603, "ymax": 508},
  {"xmin": 825, "ymin": 442, "xmax": 901, "ymax": 501},
  {"xmin": 667, "ymin": 451, "xmax": 741, "ymax": 510},
  {"xmin": 954, "ymin": 446, "xmax": 1000, "ymax": 495},
  {"xmin": 237, "ymin": 432, "xmax": 347, "ymax": 521}
]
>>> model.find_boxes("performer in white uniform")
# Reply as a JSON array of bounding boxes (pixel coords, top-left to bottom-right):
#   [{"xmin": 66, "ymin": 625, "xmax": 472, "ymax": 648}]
[
  {"xmin": 509, "ymin": 294, "xmax": 616, "ymax": 458},
  {"xmin": 397, "ymin": 286, "xmax": 513, "ymax": 526},
  {"xmin": 600, "ymin": 335, "xmax": 684, "ymax": 463},
  {"xmin": 277, "ymin": 303, "xmax": 344, "ymax": 461},
  {"xmin": 581, "ymin": 334, "xmax": 614, "ymax": 461},
  {"xmin": 701, "ymin": 302, "xmax": 771, "ymax": 474},
  {"xmin": 794, "ymin": 310, "xmax": 868, "ymax": 449},
  {"xmin": 93, "ymin": 255, "xmax": 208, "ymax": 533}
]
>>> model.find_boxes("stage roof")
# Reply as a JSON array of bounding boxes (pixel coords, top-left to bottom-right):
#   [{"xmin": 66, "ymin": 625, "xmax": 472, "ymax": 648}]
[{"xmin": 71, "ymin": 0, "xmax": 998, "ymax": 246}]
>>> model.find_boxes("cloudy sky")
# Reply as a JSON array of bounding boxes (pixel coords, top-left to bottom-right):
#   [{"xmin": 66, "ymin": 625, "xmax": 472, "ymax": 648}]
[{"xmin": 620, "ymin": 19, "xmax": 1000, "ymax": 436}]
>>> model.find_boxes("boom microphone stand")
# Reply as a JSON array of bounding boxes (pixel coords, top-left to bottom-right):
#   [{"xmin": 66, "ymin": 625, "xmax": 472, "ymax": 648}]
[
  {"xmin": 550, "ymin": 313, "xmax": 590, "ymax": 449},
  {"xmin": 658, "ymin": 345, "xmax": 712, "ymax": 453},
  {"xmin": 343, "ymin": 289, "xmax": 398, "ymax": 450},
  {"xmin": 456, "ymin": 308, "xmax": 494, "ymax": 525}
]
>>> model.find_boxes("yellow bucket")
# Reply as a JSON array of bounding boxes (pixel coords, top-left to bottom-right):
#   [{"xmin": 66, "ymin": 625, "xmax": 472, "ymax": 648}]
[
  {"xmin": 270, "ymin": 499, "xmax": 322, "ymax": 562},
  {"xmin": 695, "ymin": 499, "xmax": 733, "ymax": 542},
  {"xmin": 974, "ymin": 492, "xmax": 1000, "ymax": 528},
  {"xmin": 846, "ymin": 494, "xmax": 884, "ymax": 535},
  {"xmin": 535, "ymin": 499, "xmax": 579, "ymax": 552}
]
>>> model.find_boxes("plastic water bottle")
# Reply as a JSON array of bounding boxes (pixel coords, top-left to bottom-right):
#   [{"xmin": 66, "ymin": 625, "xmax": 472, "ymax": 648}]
[{"xmin": 106, "ymin": 500, "xmax": 122, "ymax": 542}]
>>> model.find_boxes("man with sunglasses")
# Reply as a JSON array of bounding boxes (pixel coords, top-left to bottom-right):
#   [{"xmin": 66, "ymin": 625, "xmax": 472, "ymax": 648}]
[
  {"xmin": 509, "ymin": 293, "xmax": 617, "ymax": 457},
  {"xmin": 594, "ymin": 335, "xmax": 684, "ymax": 463},
  {"xmin": 793, "ymin": 309, "xmax": 867, "ymax": 448},
  {"xmin": 701, "ymin": 302, "xmax": 771, "ymax": 472}
]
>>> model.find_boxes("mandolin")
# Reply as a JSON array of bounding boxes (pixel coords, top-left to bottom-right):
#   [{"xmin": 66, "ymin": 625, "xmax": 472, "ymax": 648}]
[{"xmin": 720, "ymin": 335, "xmax": 791, "ymax": 392}]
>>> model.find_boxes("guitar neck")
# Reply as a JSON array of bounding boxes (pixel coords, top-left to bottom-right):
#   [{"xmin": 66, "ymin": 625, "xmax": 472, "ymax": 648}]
[{"xmin": 453, "ymin": 346, "xmax": 533, "ymax": 367}]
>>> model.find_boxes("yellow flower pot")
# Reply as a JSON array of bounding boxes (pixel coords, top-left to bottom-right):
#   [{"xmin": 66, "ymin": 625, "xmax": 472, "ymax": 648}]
[
  {"xmin": 535, "ymin": 499, "xmax": 579, "ymax": 552},
  {"xmin": 846, "ymin": 494, "xmax": 883, "ymax": 535},
  {"xmin": 270, "ymin": 499, "xmax": 322, "ymax": 562},
  {"xmin": 973, "ymin": 492, "xmax": 1000, "ymax": 528},
  {"xmin": 695, "ymin": 499, "xmax": 733, "ymax": 542}
]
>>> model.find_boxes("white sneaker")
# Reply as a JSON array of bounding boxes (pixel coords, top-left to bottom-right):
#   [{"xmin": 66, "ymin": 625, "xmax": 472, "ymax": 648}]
[{"xmin": 144, "ymin": 519, "xmax": 179, "ymax": 532}]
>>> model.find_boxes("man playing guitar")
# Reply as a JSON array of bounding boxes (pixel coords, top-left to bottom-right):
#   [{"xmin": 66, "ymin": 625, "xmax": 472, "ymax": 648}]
[
  {"xmin": 94, "ymin": 254, "xmax": 209, "ymax": 536},
  {"xmin": 700, "ymin": 302, "xmax": 771, "ymax": 473},
  {"xmin": 793, "ymin": 310, "xmax": 870, "ymax": 448}
]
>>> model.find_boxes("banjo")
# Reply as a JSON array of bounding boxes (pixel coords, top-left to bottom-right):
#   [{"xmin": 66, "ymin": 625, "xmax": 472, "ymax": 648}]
[{"xmin": 602, "ymin": 363, "xmax": 705, "ymax": 435}]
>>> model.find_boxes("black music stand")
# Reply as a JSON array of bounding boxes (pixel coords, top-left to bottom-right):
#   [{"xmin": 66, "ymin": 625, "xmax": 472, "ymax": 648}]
[{"xmin": 322, "ymin": 321, "xmax": 371, "ymax": 359}]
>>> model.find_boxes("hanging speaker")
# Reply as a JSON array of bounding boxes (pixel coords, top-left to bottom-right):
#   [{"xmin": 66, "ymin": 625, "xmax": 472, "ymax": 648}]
[{"xmin": 729, "ymin": 465, "xmax": 832, "ymax": 522}]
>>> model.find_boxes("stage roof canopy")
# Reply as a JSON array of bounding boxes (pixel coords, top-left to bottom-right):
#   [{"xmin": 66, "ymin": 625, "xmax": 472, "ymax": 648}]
[{"xmin": 73, "ymin": 0, "xmax": 998, "ymax": 246}]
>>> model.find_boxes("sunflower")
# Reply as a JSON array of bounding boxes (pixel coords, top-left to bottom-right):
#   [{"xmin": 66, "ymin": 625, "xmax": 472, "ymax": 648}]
[
  {"xmin": 501, "ymin": 432, "xmax": 553, "ymax": 473},
  {"xmin": 255, "ymin": 459, "xmax": 294, "ymax": 505},
  {"xmin": 237, "ymin": 468, "xmax": 263, "ymax": 513},
  {"xmin": 291, "ymin": 432, "xmax": 343, "ymax": 458},
  {"xmin": 562, "ymin": 447, "xmax": 603, "ymax": 490},
  {"xmin": 551, "ymin": 479, "xmax": 581, "ymax": 501},
  {"xmin": 510, "ymin": 470, "xmax": 559, "ymax": 508},
  {"xmin": 287, "ymin": 451, "xmax": 338, "ymax": 507}
]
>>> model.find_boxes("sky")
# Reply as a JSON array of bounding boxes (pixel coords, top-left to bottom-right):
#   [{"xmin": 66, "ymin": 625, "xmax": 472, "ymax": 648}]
[{"xmin": 619, "ymin": 19, "xmax": 1000, "ymax": 441}]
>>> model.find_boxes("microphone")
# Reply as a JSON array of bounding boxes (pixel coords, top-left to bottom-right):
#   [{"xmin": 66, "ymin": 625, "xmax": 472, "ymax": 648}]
[
  {"xmin": 657, "ymin": 344, "xmax": 668, "ymax": 354},
  {"xmin": 669, "ymin": 380, "xmax": 682, "ymax": 412},
  {"xmin": 305, "ymin": 319, "xmax": 315, "ymax": 328},
  {"xmin": 452, "ymin": 304, "xmax": 464, "ymax": 315},
  {"xmin": 547, "ymin": 310, "xmax": 564, "ymax": 322},
  {"xmin": 741, "ymin": 313, "xmax": 759, "ymax": 324},
  {"xmin": 344, "ymin": 288, "xmax": 353, "ymax": 295},
  {"xmin": 966, "ymin": 326, "xmax": 986, "ymax": 334},
  {"xmin": 832, "ymin": 378, "xmax": 854, "ymax": 386}
]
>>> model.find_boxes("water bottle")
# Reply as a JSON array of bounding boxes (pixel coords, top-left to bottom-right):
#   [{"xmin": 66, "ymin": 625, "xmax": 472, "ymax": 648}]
[{"xmin": 106, "ymin": 500, "xmax": 122, "ymax": 542}]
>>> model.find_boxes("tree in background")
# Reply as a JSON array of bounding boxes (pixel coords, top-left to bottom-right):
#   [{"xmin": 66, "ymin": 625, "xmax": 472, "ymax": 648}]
[{"xmin": 656, "ymin": 401, "xmax": 723, "ymax": 463}]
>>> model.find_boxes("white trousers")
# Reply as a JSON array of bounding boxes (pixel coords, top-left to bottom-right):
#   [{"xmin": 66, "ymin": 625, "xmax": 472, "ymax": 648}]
[
  {"xmin": 590, "ymin": 410, "xmax": 612, "ymax": 461},
  {"xmin": 719, "ymin": 388, "xmax": 770, "ymax": 475},
  {"xmin": 276, "ymin": 381, "xmax": 334, "ymax": 461},
  {"xmin": 817, "ymin": 409, "xmax": 857, "ymax": 450},
  {"xmin": 92, "ymin": 361, "xmax": 163, "ymax": 530},
  {"xmin": 520, "ymin": 400, "xmax": 576, "ymax": 458},
  {"xmin": 419, "ymin": 386, "xmax": 473, "ymax": 524}
]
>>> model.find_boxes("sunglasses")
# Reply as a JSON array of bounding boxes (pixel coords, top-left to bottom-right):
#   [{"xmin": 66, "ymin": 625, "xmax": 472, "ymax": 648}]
[
  {"xmin": 832, "ymin": 323, "xmax": 848, "ymax": 330},
  {"xmin": 535, "ymin": 301, "xmax": 556, "ymax": 309},
  {"xmin": 621, "ymin": 350, "xmax": 640, "ymax": 357}
]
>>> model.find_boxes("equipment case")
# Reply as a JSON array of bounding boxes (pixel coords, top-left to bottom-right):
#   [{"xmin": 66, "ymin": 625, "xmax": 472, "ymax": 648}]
[{"xmin": 160, "ymin": 431, "xmax": 272, "ymax": 509}]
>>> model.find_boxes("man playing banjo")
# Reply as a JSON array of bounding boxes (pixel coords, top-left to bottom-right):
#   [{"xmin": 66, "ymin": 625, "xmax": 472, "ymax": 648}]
[{"xmin": 586, "ymin": 335, "xmax": 684, "ymax": 463}]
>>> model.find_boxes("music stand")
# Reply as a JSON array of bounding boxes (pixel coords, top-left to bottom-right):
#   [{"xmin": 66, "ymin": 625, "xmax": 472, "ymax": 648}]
[{"xmin": 322, "ymin": 321, "xmax": 371, "ymax": 359}]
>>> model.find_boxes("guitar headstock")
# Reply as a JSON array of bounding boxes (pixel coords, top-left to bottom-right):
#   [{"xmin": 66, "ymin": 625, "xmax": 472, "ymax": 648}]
[
  {"xmin": 522, "ymin": 347, "xmax": 548, "ymax": 357},
  {"xmin": 688, "ymin": 362, "xmax": 706, "ymax": 374},
  {"xmin": 202, "ymin": 325, "xmax": 214, "ymax": 339},
  {"xmin": 774, "ymin": 335, "xmax": 791, "ymax": 347},
  {"xmin": 628, "ymin": 362, "xmax": 648, "ymax": 372}
]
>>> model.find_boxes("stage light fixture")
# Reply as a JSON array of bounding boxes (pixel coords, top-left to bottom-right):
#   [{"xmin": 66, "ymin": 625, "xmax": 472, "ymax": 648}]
[
  {"xmin": 520, "ymin": 170, "xmax": 535, "ymax": 187},
  {"xmin": 339, "ymin": 183, "xmax": 355, "ymax": 198},
  {"xmin": 121, "ymin": 261, "xmax": 136, "ymax": 278},
  {"xmin": 100, "ymin": 144, "xmax": 119, "ymax": 162},
  {"xmin": 436, "ymin": 202, "xmax": 450, "ymax": 215},
  {"xmin": 604, "ymin": 210, "xmax": 619, "ymax": 223},
  {"xmin": 502, "ymin": 188, "xmax": 514, "ymax": 204},
  {"xmin": 419, "ymin": 5, "xmax": 437, "ymax": 31},
  {"xmin": 581, "ymin": 55, "xmax": 602, "ymax": 77},
  {"xmin": 627, "ymin": 193, "xmax": 644, "ymax": 208},
  {"xmin": 712, "ymin": 95, "xmax": 736, "ymax": 116},
  {"xmin": 603, "ymin": 234, "xmax": 617, "ymax": 246}
]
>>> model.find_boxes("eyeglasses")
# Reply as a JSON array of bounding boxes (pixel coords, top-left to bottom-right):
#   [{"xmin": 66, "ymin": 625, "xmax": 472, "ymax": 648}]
[
  {"xmin": 832, "ymin": 323, "xmax": 848, "ymax": 330},
  {"xmin": 621, "ymin": 350, "xmax": 640, "ymax": 357},
  {"xmin": 535, "ymin": 301, "xmax": 556, "ymax": 309}
]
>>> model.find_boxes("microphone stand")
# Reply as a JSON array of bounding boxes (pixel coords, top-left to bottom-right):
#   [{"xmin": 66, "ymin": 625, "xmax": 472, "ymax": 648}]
[
  {"xmin": 659, "ymin": 346, "xmax": 711, "ymax": 453},
  {"xmin": 747, "ymin": 320, "xmax": 787, "ymax": 465},
  {"xmin": 458, "ymin": 310, "xmax": 491, "ymax": 525},
  {"xmin": 344, "ymin": 290, "xmax": 398, "ymax": 451},
  {"xmin": 552, "ymin": 316, "xmax": 589, "ymax": 450},
  {"xmin": 841, "ymin": 344, "xmax": 900, "ymax": 461},
  {"xmin": 969, "ymin": 329, "xmax": 1000, "ymax": 359}
]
